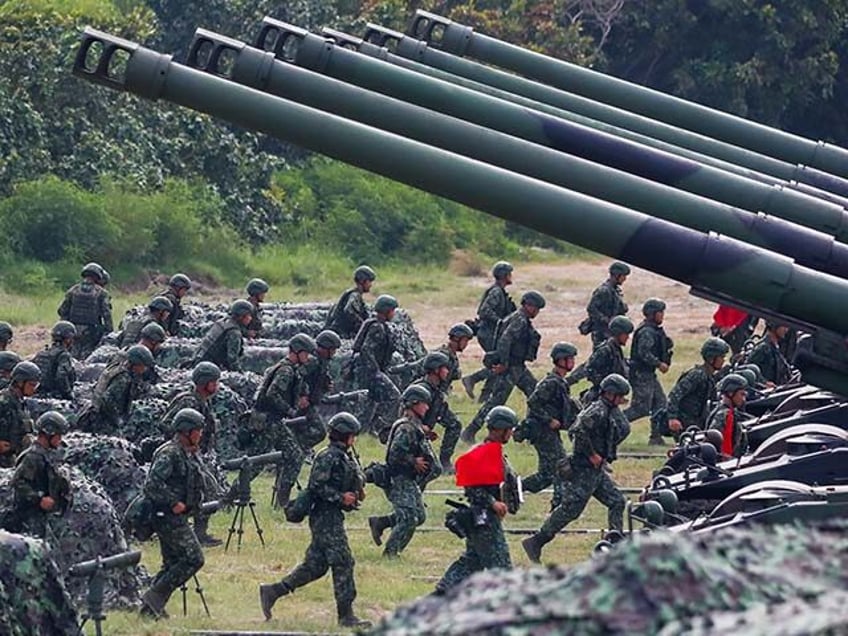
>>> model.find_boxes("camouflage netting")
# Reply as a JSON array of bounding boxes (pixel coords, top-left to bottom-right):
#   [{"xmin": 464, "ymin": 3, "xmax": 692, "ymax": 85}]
[
  {"xmin": 371, "ymin": 521, "xmax": 848, "ymax": 636},
  {"xmin": 0, "ymin": 467, "xmax": 144, "ymax": 610},
  {"xmin": 0, "ymin": 531, "xmax": 78, "ymax": 635}
]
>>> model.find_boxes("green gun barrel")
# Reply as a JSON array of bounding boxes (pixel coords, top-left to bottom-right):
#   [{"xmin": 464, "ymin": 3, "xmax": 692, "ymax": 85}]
[
  {"xmin": 72, "ymin": 28, "xmax": 848, "ymax": 394},
  {"xmin": 356, "ymin": 22, "xmax": 848, "ymax": 207},
  {"xmin": 185, "ymin": 27, "xmax": 848, "ymax": 279},
  {"xmin": 407, "ymin": 10, "xmax": 848, "ymax": 181},
  {"xmin": 254, "ymin": 19, "xmax": 848, "ymax": 244}
]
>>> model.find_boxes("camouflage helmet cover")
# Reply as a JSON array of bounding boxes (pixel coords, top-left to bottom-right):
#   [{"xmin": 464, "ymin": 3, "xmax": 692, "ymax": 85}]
[
  {"xmin": 719, "ymin": 373, "xmax": 748, "ymax": 395},
  {"xmin": 422, "ymin": 351, "xmax": 450, "ymax": 372},
  {"xmin": 315, "ymin": 330, "xmax": 342, "ymax": 350},
  {"xmin": 600, "ymin": 373, "xmax": 631, "ymax": 395},
  {"xmin": 192, "ymin": 361, "xmax": 221, "ymax": 385},
  {"xmin": 34, "ymin": 411, "xmax": 68, "ymax": 436},
  {"xmin": 609, "ymin": 315, "xmax": 634, "ymax": 335},
  {"xmin": 374, "ymin": 295, "xmax": 399, "ymax": 314},
  {"xmin": 486, "ymin": 405, "xmax": 519, "ymax": 430},
  {"xmin": 126, "ymin": 344, "xmax": 155, "ymax": 367},
  {"xmin": 11, "ymin": 361, "xmax": 41, "ymax": 383},
  {"xmin": 551, "ymin": 341, "xmax": 578, "ymax": 361},
  {"xmin": 354, "ymin": 265, "xmax": 376, "ymax": 282},
  {"xmin": 0, "ymin": 351, "xmax": 21, "ymax": 372},
  {"xmin": 288, "ymin": 333, "xmax": 317, "ymax": 354},
  {"xmin": 642, "ymin": 298, "xmax": 666, "ymax": 316},
  {"xmin": 521, "ymin": 290, "xmax": 546, "ymax": 309},
  {"xmin": 700, "ymin": 337, "xmax": 730, "ymax": 361},
  {"xmin": 140, "ymin": 322, "xmax": 167, "ymax": 343},
  {"xmin": 51, "ymin": 320, "xmax": 76, "ymax": 341},
  {"xmin": 0, "ymin": 321, "xmax": 12, "ymax": 341},
  {"xmin": 81, "ymin": 262, "xmax": 104, "ymax": 279},
  {"xmin": 402, "ymin": 384, "xmax": 431, "ymax": 406},
  {"xmin": 172, "ymin": 408, "xmax": 205, "ymax": 433},
  {"xmin": 491, "ymin": 261, "xmax": 514, "ymax": 279},
  {"xmin": 229, "ymin": 299, "xmax": 254, "ymax": 317},
  {"xmin": 169, "ymin": 273, "xmax": 192, "ymax": 289},
  {"xmin": 246, "ymin": 278, "xmax": 270, "ymax": 296},
  {"xmin": 327, "ymin": 411, "xmax": 361, "ymax": 435},
  {"xmin": 148, "ymin": 296, "xmax": 174, "ymax": 313},
  {"xmin": 448, "ymin": 323, "xmax": 474, "ymax": 340}
]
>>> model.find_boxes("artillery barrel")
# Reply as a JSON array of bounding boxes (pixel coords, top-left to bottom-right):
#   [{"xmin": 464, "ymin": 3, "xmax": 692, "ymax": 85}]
[
  {"xmin": 255, "ymin": 19, "xmax": 848, "ymax": 245},
  {"xmin": 73, "ymin": 29, "xmax": 848, "ymax": 394},
  {"xmin": 407, "ymin": 10, "xmax": 848, "ymax": 180},
  {"xmin": 185, "ymin": 27, "xmax": 848, "ymax": 279}
]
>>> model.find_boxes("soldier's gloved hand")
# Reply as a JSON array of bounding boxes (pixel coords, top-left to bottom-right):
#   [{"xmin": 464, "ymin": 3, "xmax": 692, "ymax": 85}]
[
  {"xmin": 0, "ymin": 441, "xmax": 10, "ymax": 454},
  {"xmin": 491, "ymin": 501, "xmax": 508, "ymax": 518},
  {"xmin": 341, "ymin": 492, "xmax": 358, "ymax": 508},
  {"xmin": 414, "ymin": 457, "xmax": 430, "ymax": 474},
  {"xmin": 172, "ymin": 501, "xmax": 187, "ymax": 515},
  {"xmin": 549, "ymin": 419, "xmax": 561, "ymax": 430},
  {"xmin": 40, "ymin": 496, "xmax": 56, "ymax": 511},
  {"xmin": 668, "ymin": 419, "xmax": 683, "ymax": 434}
]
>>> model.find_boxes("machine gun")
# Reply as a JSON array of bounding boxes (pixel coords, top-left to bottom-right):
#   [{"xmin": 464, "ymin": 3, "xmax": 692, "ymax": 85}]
[{"xmin": 69, "ymin": 550, "xmax": 142, "ymax": 636}]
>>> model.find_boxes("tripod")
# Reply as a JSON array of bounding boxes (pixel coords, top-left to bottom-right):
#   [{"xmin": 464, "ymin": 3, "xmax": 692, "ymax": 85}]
[
  {"xmin": 225, "ymin": 490, "xmax": 265, "ymax": 552},
  {"xmin": 179, "ymin": 574, "xmax": 211, "ymax": 617}
]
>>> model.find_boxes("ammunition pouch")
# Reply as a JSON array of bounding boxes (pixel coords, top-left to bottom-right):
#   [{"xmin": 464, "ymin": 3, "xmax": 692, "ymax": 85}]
[
  {"xmin": 526, "ymin": 328, "xmax": 541, "ymax": 362},
  {"xmin": 464, "ymin": 318, "xmax": 480, "ymax": 336},
  {"xmin": 482, "ymin": 351, "xmax": 500, "ymax": 368},
  {"xmin": 513, "ymin": 418, "xmax": 540, "ymax": 445},
  {"xmin": 556, "ymin": 456, "xmax": 574, "ymax": 480},
  {"xmin": 444, "ymin": 505, "xmax": 474, "ymax": 539},
  {"xmin": 123, "ymin": 493, "xmax": 156, "ymax": 541},
  {"xmin": 284, "ymin": 488, "xmax": 314, "ymax": 523},
  {"xmin": 364, "ymin": 461, "xmax": 391, "ymax": 490},
  {"xmin": 578, "ymin": 317, "xmax": 593, "ymax": 336}
]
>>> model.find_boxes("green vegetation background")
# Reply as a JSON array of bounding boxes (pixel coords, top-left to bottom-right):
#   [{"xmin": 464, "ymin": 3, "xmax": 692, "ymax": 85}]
[{"xmin": 3, "ymin": 0, "xmax": 848, "ymax": 294}]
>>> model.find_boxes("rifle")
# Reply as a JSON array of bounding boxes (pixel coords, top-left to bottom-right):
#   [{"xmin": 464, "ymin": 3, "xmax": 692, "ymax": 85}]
[{"xmin": 321, "ymin": 390, "xmax": 368, "ymax": 405}]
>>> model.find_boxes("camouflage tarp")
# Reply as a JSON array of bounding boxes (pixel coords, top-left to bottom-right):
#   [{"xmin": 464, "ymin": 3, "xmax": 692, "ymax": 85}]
[{"xmin": 371, "ymin": 521, "xmax": 848, "ymax": 635}]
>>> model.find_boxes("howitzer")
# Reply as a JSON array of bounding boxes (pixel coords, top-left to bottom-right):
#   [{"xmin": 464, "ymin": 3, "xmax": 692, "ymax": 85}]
[
  {"xmin": 251, "ymin": 20, "xmax": 848, "ymax": 245},
  {"xmin": 185, "ymin": 27, "xmax": 848, "ymax": 279},
  {"xmin": 406, "ymin": 10, "xmax": 848, "ymax": 182},
  {"xmin": 73, "ymin": 30, "xmax": 848, "ymax": 395},
  {"xmin": 352, "ymin": 23, "xmax": 848, "ymax": 208},
  {"xmin": 321, "ymin": 389, "xmax": 368, "ymax": 405}
]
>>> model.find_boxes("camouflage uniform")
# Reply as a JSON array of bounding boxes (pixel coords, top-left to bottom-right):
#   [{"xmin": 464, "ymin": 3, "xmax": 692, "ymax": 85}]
[
  {"xmin": 352, "ymin": 318, "xmax": 400, "ymax": 436},
  {"xmin": 76, "ymin": 364, "xmax": 142, "ymax": 435},
  {"xmin": 747, "ymin": 338, "xmax": 792, "ymax": 386},
  {"xmin": 143, "ymin": 439, "xmax": 205, "ymax": 610},
  {"xmin": 531, "ymin": 397, "xmax": 628, "ymax": 546},
  {"xmin": 435, "ymin": 443, "xmax": 513, "ymax": 593},
  {"xmin": 118, "ymin": 310, "xmax": 166, "ymax": 348},
  {"xmin": 585, "ymin": 280, "xmax": 627, "ymax": 349},
  {"xmin": 57, "ymin": 280, "xmax": 113, "ymax": 359},
  {"xmin": 158, "ymin": 288, "xmax": 184, "ymax": 337},
  {"xmin": 413, "ymin": 371, "xmax": 461, "ymax": 468},
  {"xmin": 104, "ymin": 348, "xmax": 159, "ymax": 394},
  {"xmin": 520, "ymin": 372, "xmax": 577, "ymax": 506},
  {"xmin": 374, "ymin": 412, "xmax": 439, "ymax": 556},
  {"xmin": 298, "ymin": 356, "xmax": 333, "ymax": 450},
  {"xmin": 466, "ymin": 309, "xmax": 539, "ymax": 438},
  {"xmin": 193, "ymin": 317, "xmax": 244, "ymax": 371},
  {"xmin": 247, "ymin": 301, "xmax": 264, "ymax": 338},
  {"xmin": 265, "ymin": 439, "xmax": 365, "ymax": 613},
  {"xmin": 8, "ymin": 444, "xmax": 70, "ymax": 538},
  {"xmin": 0, "ymin": 388, "xmax": 33, "ymax": 468},
  {"xmin": 707, "ymin": 404, "xmax": 747, "ymax": 458},
  {"xmin": 32, "ymin": 344, "xmax": 75, "ymax": 400},
  {"xmin": 578, "ymin": 338, "xmax": 628, "ymax": 403},
  {"xmin": 465, "ymin": 284, "xmax": 516, "ymax": 389},
  {"xmin": 326, "ymin": 288, "xmax": 369, "ymax": 339},
  {"xmin": 624, "ymin": 321, "xmax": 671, "ymax": 421},
  {"xmin": 664, "ymin": 364, "xmax": 717, "ymax": 432}
]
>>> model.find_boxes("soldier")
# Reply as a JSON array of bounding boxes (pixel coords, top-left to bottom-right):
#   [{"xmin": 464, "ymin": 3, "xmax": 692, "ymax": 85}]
[
  {"xmin": 708, "ymin": 373, "xmax": 749, "ymax": 459},
  {"xmin": 747, "ymin": 322, "xmax": 793, "ymax": 387},
  {"xmin": 435, "ymin": 406, "xmax": 518, "ymax": 595},
  {"xmin": 254, "ymin": 333, "xmax": 315, "ymax": 508},
  {"xmin": 580, "ymin": 261, "xmax": 630, "ymax": 349},
  {"xmin": 0, "ymin": 362, "xmax": 40, "ymax": 468},
  {"xmin": 658, "ymin": 337, "xmax": 731, "ymax": 443},
  {"xmin": 298, "ymin": 330, "xmax": 342, "ymax": 451},
  {"xmin": 193, "ymin": 300, "xmax": 253, "ymax": 371},
  {"xmin": 159, "ymin": 273, "xmax": 192, "ymax": 336},
  {"xmin": 245, "ymin": 278, "xmax": 270, "ymax": 339},
  {"xmin": 32, "ymin": 321, "xmax": 76, "ymax": 400},
  {"xmin": 105, "ymin": 322, "xmax": 166, "ymax": 393},
  {"xmin": 461, "ymin": 261, "xmax": 516, "ymax": 400},
  {"xmin": 117, "ymin": 296, "xmax": 172, "ymax": 348},
  {"xmin": 140, "ymin": 408, "xmax": 207, "ymax": 619},
  {"xmin": 461, "ymin": 291, "xmax": 545, "ymax": 444},
  {"xmin": 624, "ymin": 299, "xmax": 672, "ymax": 423},
  {"xmin": 57, "ymin": 262, "xmax": 113, "ymax": 359},
  {"xmin": 76, "ymin": 345, "xmax": 154, "ymax": 435},
  {"xmin": 575, "ymin": 315, "xmax": 633, "ymax": 404},
  {"xmin": 161, "ymin": 362, "xmax": 224, "ymax": 546},
  {"xmin": 6, "ymin": 411, "xmax": 71, "ymax": 539},
  {"xmin": 433, "ymin": 323, "xmax": 475, "ymax": 471},
  {"xmin": 0, "ymin": 352, "xmax": 21, "ymax": 390},
  {"xmin": 522, "ymin": 374, "xmax": 631, "ymax": 564},
  {"xmin": 517, "ymin": 342, "xmax": 579, "ymax": 508},
  {"xmin": 352, "ymin": 294, "xmax": 401, "ymax": 438},
  {"xmin": 259, "ymin": 412, "xmax": 370, "ymax": 628},
  {"xmin": 0, "ymin": 322, "xmax": 12, "ymax": 350},
  {"xmin": 326, "ymin": 265, "xmax": 376, "ymax": 338}
]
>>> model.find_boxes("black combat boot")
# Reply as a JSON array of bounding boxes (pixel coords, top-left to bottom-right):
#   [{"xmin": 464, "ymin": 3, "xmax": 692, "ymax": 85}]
[
  {"xmin": 259, "ymin": 581, "xmax": 292, "ymax": 620},
  {"xmin": 439, "ymin": 453, "xmax": 455, "ymax": 475},
  {"xmin": 194, "ymin": 515, "xmax": 223, "ymax": 547},
  {"xmin": 368, "ymin": 515, "xmax": 391, "ymax": 546},
  {"xmin": 140, "ymin": 586, "xmax": 170, "ymax": 619},
  {"xmin": 274, "ymin": 482, "xmax": 292, "ymax": 509},
  {"xmin": 461, "ymin": 377, "xmax": 476, "ymax": 399},
  {"xmin": 522, "ymin": 534, "xmax": 547, "ymax": 564},
  {"xmin": 337, "ymin": 602, "xmax": 371, "ymax": 629}
]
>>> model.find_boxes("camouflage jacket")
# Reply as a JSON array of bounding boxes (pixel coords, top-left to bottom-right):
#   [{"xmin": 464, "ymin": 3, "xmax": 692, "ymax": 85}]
[
  {"xmin": 327, "ymin": 288, "xmax": 369, "ymax": 338},
  {"xmin": 667, "ymin": 364, "xmax": 716, "ymax": 428},
  {"xmin": 308, "ymin": 440, "xmax": 365, "ymax": 512},
  {"xmin": 586, "ymin": 280, "xmax": 627, "ymax": 334},
  {"xmin": 476, "ymin": 284, "xmax": 515, "ymax": 346},
  {"xmin": 630, "ymin": 321, "xmax": 672, "ymax": 374},
  {"xmin": 58, "ymin": 280, "xmax": 113, "ymax": 331},
  {"xmin": 105, "ymin": 348, "xmax": 159, "ymax": 390},
  {"xmin": 585, "ymin": 338, "xmax": 629, "ymax": 386},
  {"xmin": 195, "ymin": 317, "xmax": 244, "ymax": 371},
  {"xmin": 302, "ymin": 355, "xmax": 333, "ymax": 406},
  {"xmin": 411, "ymin": 376, "xmax": 448, "ymax": 427},
  {"xmin": 747, "ymin": 338, "xmax": 791, "ymax": 385},
  {"xmin": 354, "ymin": 318, "xmax": 395, "ymax": 377},
  {"xmin": 255, "ymin": 359, "xmax": 305, "ymax": 418},
  {"xmin": 435, "ymin": 343, "xmax": 462, "ymax": 389},
  {"xmin": 495, "ymin": 309, "xmax": 540, "ymax": 368},
  {"xmin": 143, "ymin": 439, "xmax": 204, "ymax": 513},
  {"xmin": 12, "ymin": 444, "xmax": 69, "ymax": 514},
  {"xmin": 158, "ymin": 288, "xmax": 184, "ymax": 336},
  {"xmin": 162, "ymin": 389, "xmax": 217, "ymax": 453},
  {"xmin": 0, "ymin": 387, "xmax": 32, "ymax": 468},
  {"xmin": 571, "ymin": 396, "xmax": 628, "ymax": 467},
  {"xmin": 386, "ymin": 413, "xmax": 437, "ymax": 481},
  {"xmin": 707, "ymin": 403, "xmax": 747, "ymax": 458},
  {"xmin": 246, "ymin": 300, "xmax": 264, "ymax": 338},
  {"xmin": 527, "ymin": 372, "xmax": 576, "ymax": 429},
  {"xmin": 33, "ymin": 344, "xmax": 75, "ymax": 400},
  {"xmin": 88, "ymin": 364, "xmax": 140, "ymax": 426}
]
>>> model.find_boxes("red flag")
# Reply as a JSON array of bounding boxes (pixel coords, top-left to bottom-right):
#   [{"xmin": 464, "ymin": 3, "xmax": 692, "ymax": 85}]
[
  {"xmin": 455, "ymin": 441, "xmax": 504, "ymax": 487},
  {"xmin": 713, "ymin": 305, "xmax": 748, "ymax": 331},
  {"xmin": 721, "ymin": 409, "xmax": 735, "ymax": 456}
]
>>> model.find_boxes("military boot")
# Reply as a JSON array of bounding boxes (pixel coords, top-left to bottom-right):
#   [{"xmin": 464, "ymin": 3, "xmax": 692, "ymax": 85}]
[
  {"xmin": 461, "ymin": 377, "xmax": 476, "ymax": 399},
  {"xmin": 259, "ymin": 581, "xmax": 291, "ymax": 620},
  {"xmin": 368, "ymin": 515, "xmax": 391, "ymax": 546},
  {"xmin": 648, "ymin": 435, "xmax": 666, "ymax": 446},
  {"xmin": 459, "ymin": 424, "xmax": 479, "ymax": 445},
  {"xmin": 337, "ymin": 602, "xmax": 371, "ymax": 629},
  {"xmin": 194, "ymin": 515, "xmax": 223, "ymax": 547},
  {"xmin": 522, "ymin": 534, "xmax": 546, "ymax": 564},
  {"xmin": 139, "ymin": 587, "xmax": 170, "ymax": 619}
]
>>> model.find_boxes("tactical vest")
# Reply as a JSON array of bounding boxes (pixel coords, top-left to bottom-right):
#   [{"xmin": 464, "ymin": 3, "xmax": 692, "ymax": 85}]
[
  {"xmin": 32, "ymin": 346, "xmax": 64, "ymax": 394},
  {"xmin": 325, "ymin": 288, "xmax": 358, "ymax": 334},
  {"xmin": 352, "ymin": 318, "xmax": 392, "ymax": 370},
  {"xmin": 92, "ymin": 363, "xmax": 131, "ymax": 413},
  {"xmin": 119, "ymin": 315, "xmax": 151, "ymax": 347},
  {"xmin": 196, "ymin": 320, "xmax": 241, "ymax": 365},
  {"xmin": 630, "ymin": 323, "xmax": 669, "ymax": 373},
  {"xmin": 67, "ymin": 283, "xmax": 101, "ymax": 325},
  {"xmin": 254, "ymin": 361, "xmax": 298, "ymax": 416}
]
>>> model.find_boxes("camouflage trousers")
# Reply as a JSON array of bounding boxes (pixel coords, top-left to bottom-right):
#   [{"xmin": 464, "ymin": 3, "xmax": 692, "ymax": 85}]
[
  {"xmin": 538, "ymin": 464, "xmax": 625, "ymax": 541},
  {"xmin": 437, "ymin": 406, "xmax": 462, "ymax": 463},
  {"xmin": 523, "ymin": 435, "xmax": 567, "ymax": 509},
  {"xmin": 381, "ymin": 476, "xmax": 426, "ymax": 556},
  {"xmin": 281, "ymin": 507, "xmax": 356, "ymax": 606},
  {"xmin": 150, "ymin": 515, "xmax": 205, "ymax": 597},
  {"xmin": 293, "ymin": 409, "xmax": 326, "ymax": 451},
  {"xmin": 436, "ymin": 513, "xmax": 511, "ymax": 594},
  {"xmin": 466, "ymin": 366, "xmax": 536, "ymax": 437},
  {"xmin": 354, "ymin": 370, "xmax": 401, "ymax": 438},
  {"xmin": 623, "ymin": 371, "xmax": 667, "ymax": 423}
]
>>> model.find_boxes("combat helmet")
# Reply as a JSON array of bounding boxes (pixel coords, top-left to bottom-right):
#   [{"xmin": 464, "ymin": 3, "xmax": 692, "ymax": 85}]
[
  {"xmin": 140, "ymin": 323, "xmax": 167, "ymax": 343},
  {"xmin": 192, "ymin": 361, "xmax": 221, "ymax": 386},
  {"xmin": 422, "ymin": 351, "xmax": 450, "ymax": 372},
  {"xmin": 448, "ymin": 323, "xmax": 474, "ymax": 340},
  {"xmin": 609, "ymin": 262, "xmax": 630, "ymax": 276},
  {"xmin": 172, "ymin": 408, "xmax": 205, "ymax": 433},
  {"xmin": 492, "ymin": 261, "xmax": 514, "ymax": 280},
  {"xmin": 0, "ymin": 322, "xmax": 12, "ymax": 342},
  {"xmin": 642, "ymin": 298, "xmax": 666, "ymax": 316},
  {"xmin": 521, "ymin": 290, "xmax": 546, "ymax": 309},
  {"xmin": 374, "ymin": 295, "xmax": 398, "ymax": 314},
  {"xmin": 246, "ymin": 278, "xmax": 270, "ymax": 297},
  {"xmin": 169, "ymin": 273, "xmax": 192, "ymax": 290},
  {"xmin": 288, "ymin": 334, "xmax": 317, "ymax": 354},
  {"xmin": 609, "ymin": 316, "xmax": 634, "ymax": 336},
  {"xmin": 600, "ymin": 373, "xmax": 631, "ymax": 395},
  {"xmin": 126, "ymin": 344, "xmax": 154, "ymax": 367},
  {"xmin": 327, "ymin": 412, "xmax": 361, "ymax": 435},
  {"xmin": 486, "ymin": 405, "xmax": 518, "ymax": 430},
  {"xmin": 354, "ymin": 265, "xmax": 376, "ymax": 283},
  {"xmin": 81, "ymin": 262, "xmax": 104, "ymax": 279},
  {"xmin": 229, "ymin": 299, "xmax": 254, "ymax": 318},
  {"xmin": 402, "ymin": 384, "xmax": 431, "ymax": 406},
  {"xmin": 551, "ymin": 342, "xmax": 578, "ymax": 362},
  {"xmin": 719, "ymin": 373, "xmax": 748, "ymax": 395},
  {"xmin": 700, "ymin": 337, "xmax": 730, "ymax": 361},
  {"xmin": 34, "ymin": 411, "xmax": 68, "ymax": 436},
  {"xmin": 11, "ymin": 361, "xmax": 41, "ymax": 383},
  {"xmin": 148, "ymin": 296, "xmax": 173, "ymax": 313},
  {"xmin": 0, "ymin": 352, "xmax": 21, "ymax": 372},
  {"xmin": 51, "ymin": 321, "xmax": 76, "ymax": 341},
  {"xmin": 316, "ymin": 330, "xmax": 342, "ymax": 350}
]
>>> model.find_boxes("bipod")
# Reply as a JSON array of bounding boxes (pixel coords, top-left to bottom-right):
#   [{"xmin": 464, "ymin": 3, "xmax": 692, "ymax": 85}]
[
  {"xmin": 225, "ymin": 494, "xmax": 265, "ymax": 552},
  {"xmin": 179, "ymin": 574, "xmax": 211, "ymax": 617}
]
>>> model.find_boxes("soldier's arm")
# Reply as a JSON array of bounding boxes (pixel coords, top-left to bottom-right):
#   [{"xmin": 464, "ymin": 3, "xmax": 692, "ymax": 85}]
[
  {"xmin": 495, "ymin": 318, "xmax": 520, "ymax": 368},
  {"xmin": 526, "ymin": 378, "xmax": 557, "ymax": 421},
  {"xmin": 477, "ymin": 288, "xmax": 502, "ymax": 323},
  {"xmin": 57, "ymin": 292, "xmax": 71, "ymax": 320},
  {"xmin": 359, "ymin": 329, "xmax": 381, "ymax": 377},
  {"xmin": 100, "ymin": 291, "xmax": 114, "ymax": 332},
  {"xmin": 12, "ymin": 455, "xmax": 42, "ymax": 507},
  {"xmin": 571, "ymin": 412, "xmax": 599, "ymax": 458},
  {"xmin": 634, "ymin": 330, "xmax": 662, "ymax": 369},
  {"xmin": 666, "ymin": 371, "xmax": 694, "ymax": 419},
  {"xmin": 308, "ymin": 452, "xmax": 343, "ymax": 504},
  {"xmin": 56, "ymin": 353, "xmax": 75, "ymax": 400},
  {"xmin": 264, "ymin": 366, "xmax": 296, "ymax": 415},
  {"xmin": 344, "ymin": 293, "xmax": 367, "ymax": 332},
  {"xmin": 225, "ymin": 330, "xmax": 243, "ymax": 372},
  {"xmin": 586, "ymin": 286, "xmax": 612, "ymax": 323},
  {"xmin": 143, "ymin": 449, "xmax": 179, "ymax": 509},
  {"xmin": 100, "ymin": 373, "xmax": 131, "ymax": 421}
]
